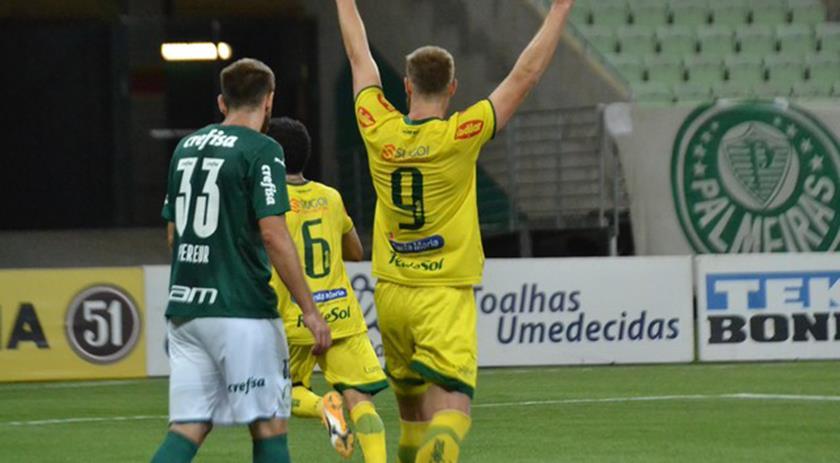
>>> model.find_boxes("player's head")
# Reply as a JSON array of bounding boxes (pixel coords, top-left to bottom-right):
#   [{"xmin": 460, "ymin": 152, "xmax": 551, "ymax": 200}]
[
  {"xmin": 217, "ymin": 58, "xmax": 276, "ymax": 133},
  {"xmin": 404, "ymin": 46, "xmax": 458, "ymax": 105},
  {"xmin": 267, "ymin": 117, "xmax": 311, "ymax": 175}
]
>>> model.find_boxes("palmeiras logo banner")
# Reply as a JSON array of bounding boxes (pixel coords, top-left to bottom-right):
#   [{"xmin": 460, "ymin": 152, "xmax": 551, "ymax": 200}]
[{"xmin": 672, "ymin": 101, "xmax": 840, "ymax": 253}]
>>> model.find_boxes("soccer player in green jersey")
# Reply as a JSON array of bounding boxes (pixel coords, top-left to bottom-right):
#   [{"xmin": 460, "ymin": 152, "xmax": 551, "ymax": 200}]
[{"xmin": 151, "ymin": 58, "xmax": 331, "ymax": 463}]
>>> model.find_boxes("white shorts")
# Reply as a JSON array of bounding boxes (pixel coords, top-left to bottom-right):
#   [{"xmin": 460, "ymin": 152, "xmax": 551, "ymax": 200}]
[{"xmin": 167, "ymin": 317, "xmax": 291, "ymax": 425}]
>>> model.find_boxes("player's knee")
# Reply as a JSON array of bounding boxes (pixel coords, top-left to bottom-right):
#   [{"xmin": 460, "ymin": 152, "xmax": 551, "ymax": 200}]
[
  {"xmin": 169, "ymin": 422, "xmax": 212, "ymax": 445},
  {"xmin": 249, "ymin": 418, "xmax": 288, "ymax": 440},
  {"xmin": 342, "ymin": 389, "xmax": 372, "ymax": 409}
]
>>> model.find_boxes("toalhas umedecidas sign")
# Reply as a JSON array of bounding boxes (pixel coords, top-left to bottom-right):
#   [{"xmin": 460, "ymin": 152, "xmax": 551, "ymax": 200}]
[{"xmin": 672, "ymin": 101, "xmax": 840, "ymax": 254}]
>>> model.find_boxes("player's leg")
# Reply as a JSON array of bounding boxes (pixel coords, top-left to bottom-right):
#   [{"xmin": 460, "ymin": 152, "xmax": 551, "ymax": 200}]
[
  {"xmin": 249, "ymin": 418, "xmax": 290, "ymax": 463},
  {"xmin": 409, "ymin": 286, "xmax": 478, "ymax": 463},
  {"xmin": 288, "ymin": 344, "xmax": 322, "ymax": 419},
  {"xmin": 322, "ymin": 333, "xmax": 390, "ymax": 463},
  {"xmin": 151, "ymin": 319, "xmax": 221, "ymax": 463},
  {"xmin": 375, "ymin": 281, "xmax": 432, "ymax": 463}
]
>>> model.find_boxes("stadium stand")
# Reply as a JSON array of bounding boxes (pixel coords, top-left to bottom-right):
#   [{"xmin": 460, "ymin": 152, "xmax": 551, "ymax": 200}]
[{"xmin": 565, "ymin": 0, "xmax": 836, "ymax": 102}]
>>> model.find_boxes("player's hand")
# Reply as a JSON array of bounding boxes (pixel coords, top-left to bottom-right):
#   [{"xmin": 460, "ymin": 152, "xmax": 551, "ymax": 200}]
[{"xmin": 303, "ymin": 311, "xmax": 332, "ymax": 355}]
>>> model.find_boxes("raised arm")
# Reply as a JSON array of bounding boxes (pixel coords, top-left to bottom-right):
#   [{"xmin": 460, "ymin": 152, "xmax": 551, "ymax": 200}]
[
  {"xmin": 489, "ymin": 0, "xmax": 574, "ymax": 134},
  {"xmin": 336, "ymin": 0, "xmax": 382, "ymax": 97},
  {"xmin": 259, "ymin": 215, "xmax": 332, "ymax": 354},
  {"xmin": 342, "ymin": 227, "xmax": 364, "ymax": 262}
]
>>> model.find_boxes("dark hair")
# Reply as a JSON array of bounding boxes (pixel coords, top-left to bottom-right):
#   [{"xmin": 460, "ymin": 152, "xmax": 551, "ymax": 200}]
[
  {"xmin": 220, "ymin": 58, "xmax": 275, "ymax": 109},
  {"xmin": 267, "ymin": 117, "xmax": 311, "ymax": 174},
  {"xmin": 406, "ymin": 46, "xmax": 455, "ymax": 96}
]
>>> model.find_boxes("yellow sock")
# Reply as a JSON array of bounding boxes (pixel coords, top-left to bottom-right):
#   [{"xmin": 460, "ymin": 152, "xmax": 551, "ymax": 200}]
[
  {"xmin": 291, "ymin": 386, "xmax": 322, "ymax": 419},
  {"xmin": 398, "ymin": 419, "xmax": 429, "ymax": 463},
  {"xmin": 349, "ymin": 401, "xmax": 387, "ymax": 463},
  {"xmin": 415, "ymin": 410, "xmax": 472, "ymax": 463}
]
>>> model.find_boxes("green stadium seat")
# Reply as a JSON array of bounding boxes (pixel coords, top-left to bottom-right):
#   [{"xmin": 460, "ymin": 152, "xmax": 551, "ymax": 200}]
[
  {"xmin": 713, "ymin": 81, "xmax": 756, "ymax": 98},
  {"xmin": 605, "ymin": 54, "xmax": 646, "ymax": 83},
  {"xmin": 792, "ymin": 81, "xmax": 834, "ymax": 98},
  {"xmin": 788, "ymin": 0, "xmax": 826, "ymax": 24},
  {"xmin": 590, "ymin": 3, "xmax": 630, "ymax": 27},
  {"xmin": 736, "ymin": 26, "xmax": 777, "ymax": 55},
  {"xmin": 754, "ymin": 81, "xmax": 793, "ymax": 97},
  {"xmin": 698, "ymin": 26, "xmax": 736, "ymax": 57},
  {"xmin": 673, "ymin": 83, "xmax": 712, "ymax": 102},
  {"xmin": 570, "ymin": 5, "xmax": 592, "ymax": 26},
  {"xmin": 726, "ymin": 56, "xmax": 767, "ymax": 84},
  {"xmin": 777, "ymin": 24, "xmax": 817, "ymax": 54},
  {"xmin": 709, "ymin": 2, "xmax": 750, "ymax": 26},
  {"xmin": 764, "ymin": 55, "xmax": 806, "ymax": 83},
  {"xmin": 631, "ymin": 3, "xmax": 670, "ymax": 28},
  {"xmin": 584, "ymin": 26, "xmax": 618, "ymax": 54},
  {"xmin": 750, "ymin": 0, "xmax": 789, "ymax": 26},
  {"xmin": 669, "ymin": 1, "xmax": 709, "ymax": 27},
  {"xmin": 807, "ymin": 55, "xmax": 840, "ymax": 84},
  {"xmin": 646, "ymin": 56, "xmax": 686, "ymax": 84},
  {"xmin": 816, "ymin": 23, "xmax": 840, "ymax": 53},
  {"xmin": 617, "ymin": 27, "xmax": 657, "ymax": 55},
  {"xmin": 657, "ymin": 26, "xmax": 697, "ymax": 56},
  {"xmin": 684, "ymin": 56, "xmax": 725, "ymax": 85},
  {"xmin": 633, "ymin": 82, "xmax": 674, "ymax": 102}
]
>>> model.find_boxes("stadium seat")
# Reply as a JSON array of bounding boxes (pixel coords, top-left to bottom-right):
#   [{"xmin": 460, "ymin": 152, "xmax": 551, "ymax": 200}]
[
  {"xmin": 633, "ymin": 82, "xmax": 674, "ymax": 102},
  {"xmin": 816, "ymin": 23, "xmax": 840, "ymax": 53},
  {"xmin": 777, "ymin": 24, "xmax": 817, "ymax": 54},
  {"xmin": 698, "ymin": 26, "xmax": 736, "ymax": 57},
  {"xmin": 570, "ymin": 5, "xmax": 592, "ymax": 26},
  {"xmin": 673, "ymin": 83, "xmax": 712, "ymax": 102},
  {"xmin": 792, "ymin": 80, "xmax": 833, "ymax": 98},
  {"xmin": 657, "ymin": 26, "xmax": 697, "ymax": 56},
  {"xmin": 631, "ymin": 2, "xmax": 670, "ymax": 28},
  {"xmin": 709, "ymin": 2, "xmax": 750, "ymax": 26},
  {"xmin": 669, "ymin": 1, "xmax": 709, "ymax": 27},
  {"xmin": 713, "ymin": 81, "xmax": 755, "ymax": 98},
  {"xmin": 750, "ymin": 0, "xmax": 789, "ymax": 25},
  {"xmin": 764, "ymin": 55, "xmax": 806, "ymax": 83},
  {"xmin": 646, "ymin": 56, "xmax": 686, "ymax": 85},
  {"xmin": 617, "ymin": 27, "xmax": 657, "ymax": 55},
  {"xmin": 736, "ymin": 26, "xmax": 777, "ymax": 55},
  {"xmin": 807, "ymin": 55, "xmax": 840, "ymax": 85},
  {"xmin": 726, "ymin": 56, "xmax": 767, "ymax": 84},
  {"xmin": 754, "ymin": 81, "xmax": 793, "ymax": 97},
  {"xmin": 590, "ymin": 3, "xmax": 630, "ymax": 27},
  {"xmin": 585, "ymin": 27, "xmax": 619, "ymax": 54},
  {"xmin": 605, "ymin": 54, "xmax": 646, "ymax": 83},
  {"xmin": 684, "ymin": 56, "xmax": 725, "ymax": 85},
  {"xmin": 834, "ymin": 81, "xmax": 840, "ymax": 96},
  {"xmin": 788, "ymin": 0, "xmax": 827, "ymax": 24}
]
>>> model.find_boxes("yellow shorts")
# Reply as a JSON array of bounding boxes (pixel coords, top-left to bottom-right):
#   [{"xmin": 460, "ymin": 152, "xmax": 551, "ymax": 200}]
[
  {"xmin": 289, "ymin": 331, "xmax": 388, "ymax": 395},
  {"xmin": 375, "ymin": 280, "xmax": 478, "ymax": 399}
]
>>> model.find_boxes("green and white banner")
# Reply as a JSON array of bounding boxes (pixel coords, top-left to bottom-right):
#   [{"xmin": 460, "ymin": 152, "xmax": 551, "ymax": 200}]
[{"xmin": 609, "ymin": 100, "xmax": 840, "ymax": 255}]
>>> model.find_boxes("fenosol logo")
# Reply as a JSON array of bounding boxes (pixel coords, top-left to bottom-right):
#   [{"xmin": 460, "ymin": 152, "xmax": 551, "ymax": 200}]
[
  {"xmin": 672, "ymin": 101, "xmax": 840, "ymax": 253},
  {"xmin": 65, "ymin": 285, "xmax": 141, "ymax": 364}
]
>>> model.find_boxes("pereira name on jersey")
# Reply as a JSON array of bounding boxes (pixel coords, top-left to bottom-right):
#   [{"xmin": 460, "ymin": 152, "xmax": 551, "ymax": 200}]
[
  {"xmin": 163, "ymin": 124, "xmax": 290, "ymax": 319},
  {"xmin": 354, "ymin": 86, "xmax": 496, "ymax": 287}
]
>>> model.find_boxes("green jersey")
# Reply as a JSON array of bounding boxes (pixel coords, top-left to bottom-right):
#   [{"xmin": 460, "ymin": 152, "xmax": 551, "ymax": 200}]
[{"xmin": 162, "ymin": 124, "xmax": 290, "ymax": 319}]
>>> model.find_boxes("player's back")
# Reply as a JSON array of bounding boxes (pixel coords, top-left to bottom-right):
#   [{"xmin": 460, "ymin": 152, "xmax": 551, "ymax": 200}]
[
  {"xmin": 163, "ymin": 124, "xmax": 289, "ymax": 319},
  {"xmin": 354, "ymin": 87, "xmax": 496, "ymax": 287},
  {"xmin": 272, "ymin": 181, "xmax": 367, "ymax": 343}
]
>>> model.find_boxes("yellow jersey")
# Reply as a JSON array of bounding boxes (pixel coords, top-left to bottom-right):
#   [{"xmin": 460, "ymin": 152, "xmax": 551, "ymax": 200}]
[
  {"xmin": 270, "ymin": 181, "xmax": 368, "ymax": 344},
  {"xmin": 355, "ymin": 86, "xmax": 496, "ymax": 287}
]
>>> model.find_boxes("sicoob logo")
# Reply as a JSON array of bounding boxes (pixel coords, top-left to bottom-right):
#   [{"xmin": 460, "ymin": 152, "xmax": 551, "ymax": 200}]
[
  {"xmin": 455, "ymin": 120, "xmax": 484, "ymax": 140},
  {"xmin": 65, "ymin": 286, "xmax": 141, "ymax": 364},
  {"xmin": 672, "ymin": 101, "xmax": 840, "ymax": 253}
]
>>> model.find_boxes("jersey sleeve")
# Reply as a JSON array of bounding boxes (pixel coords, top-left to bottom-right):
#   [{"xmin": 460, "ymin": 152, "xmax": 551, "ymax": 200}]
[
  {"xmin": 250, "ymin": 142, "xmax": 291, "ymax": 219},
  {"xmin": 454, "ymin": 99, "xmax": 497, "ymax": 154},
  {"xmin": 354, "ymin": 86, "xmax": 399, "ymax": 135}
]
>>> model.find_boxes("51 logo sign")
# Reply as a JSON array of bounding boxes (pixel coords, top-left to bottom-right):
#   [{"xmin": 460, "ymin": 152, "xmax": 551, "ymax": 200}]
[{"xmin": 65, "ymin": 285, "xmax": 141, "ymax": 364}]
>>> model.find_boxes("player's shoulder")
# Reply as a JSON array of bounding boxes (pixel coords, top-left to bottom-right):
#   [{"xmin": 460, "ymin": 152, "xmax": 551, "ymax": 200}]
[
  {"xmin": 310, "ymin": 181, "xmax": 345, "ymax": 202},
  {"xmin": 448, "ymin": 99, "xmax": 496, "ymax": 141}
]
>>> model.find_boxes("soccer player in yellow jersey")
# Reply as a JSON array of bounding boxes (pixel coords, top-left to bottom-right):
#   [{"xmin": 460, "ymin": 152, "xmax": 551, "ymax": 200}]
[
  {"xmin": 336, "ymin": 0, "xmax": 576, "ymax": 461},
  {"xmin": 267, "ymin": 118, "xmax": 388, "ymax": 463}
]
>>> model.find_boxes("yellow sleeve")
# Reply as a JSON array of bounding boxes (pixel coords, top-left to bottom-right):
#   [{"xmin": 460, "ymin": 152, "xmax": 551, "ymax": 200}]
[
  {"xmin": 454, "ymin": 99, "xmax": 496, "ymax": 150},
  {"xmin": 354, "ymin": 86, "xmax": 400, "ymax": 134}
]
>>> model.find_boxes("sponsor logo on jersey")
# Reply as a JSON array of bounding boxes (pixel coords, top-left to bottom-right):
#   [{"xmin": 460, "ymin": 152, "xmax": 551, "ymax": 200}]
[
  {"xmin": 455, "ymin": 119, "xmax": 484, "ymax": 140},
  {"xmin": 380, "ymin": 144, "xmax": 431, "ymax": 161},
  {"xmin": 169, "ymin": 285, "xmax": 219, "ymax": 305},
  {"xmin": 65, "ymin": 286, "xmax": 141, "ymax": 365},
  {"xmin": 261, "ymin": 165, "xmax": 277, "ymax": 206},
  {"xmin": 312, "ymin": 288, "xmax": 348, "ymax": 304},
  {"xmin": 182, "ymin": 128, "xmax": 238, "ymax": 150},
  {"xmin": 290, "ymin": 196, "xmax": 328, "ymax": 214},
  {"xmin": 382, "ymin": 144, "xmax": 397, "ymax": 160},
  {"xmin": 704, "ymin": 271, "xmax": 840, "ymax": 344},
  {"xmin": 378, "ymin": 93, "xmax": 395, "ymax": 112},
  {"xmin": 389, "ymin": 235, "xmax": 445, "ymax": 254},
  {"xmin": 672, "ymin": 101, "xmax": 840, "ymax": 253},
  {"xmin": 358, "ymin": 107, "xmax": 376, "ymax": 128},
  {"xmin": 227, "ymin": 377, "xmax": 266, "ymax": 394},
  {"xmin": 295, "ymin": 304, "xmax": 352, "ymax": 327},
  {"xmin": 388, "ymin": 252, "xmax": 445, "ymax": 272}
]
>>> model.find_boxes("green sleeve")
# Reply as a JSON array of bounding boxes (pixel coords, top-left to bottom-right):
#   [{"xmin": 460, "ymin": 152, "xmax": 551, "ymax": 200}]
[{"xmin": 250, "ymin": 142, "xmax": 290, "ymax": 219}]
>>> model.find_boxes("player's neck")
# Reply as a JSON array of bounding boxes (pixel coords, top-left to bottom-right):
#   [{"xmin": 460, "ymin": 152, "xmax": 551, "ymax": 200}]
[
  {"xmin": 408, "ymin": 96, "xmax": 448, "ymax": 121},
  {"xmin": 221, "ymin": 109, "xmax": 266, "ymax": 133},
  {"xmin": 286, "ymin": 174, "xmax": 307, "ymax": 185}
]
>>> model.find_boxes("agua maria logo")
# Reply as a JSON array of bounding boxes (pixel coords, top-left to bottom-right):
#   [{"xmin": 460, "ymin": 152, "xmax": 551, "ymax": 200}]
[
  {"xmin": 455, "ymin": 120, "xmax": 484, "ymax": 140},
  {"xmin": 672, "ymin": 101, "xmax": 840, "ymax": 253},
  {"xmin": 358, "ymin": 107, "xmax": 376, "ymax": 128}
]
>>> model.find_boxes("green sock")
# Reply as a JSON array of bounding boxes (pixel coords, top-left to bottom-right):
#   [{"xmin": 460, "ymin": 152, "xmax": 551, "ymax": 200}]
[
  {"xmin": 151, "ymin": 431, "xmax": 198, "ymax": 463},
  {"xmin": 253, "ymin": 434, "xmax": 290, "ymax": 463}
]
